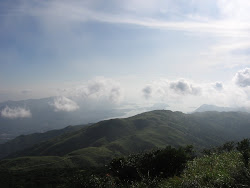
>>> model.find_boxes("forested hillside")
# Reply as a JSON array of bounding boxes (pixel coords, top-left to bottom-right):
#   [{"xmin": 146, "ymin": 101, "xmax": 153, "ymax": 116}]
[{"xmin": 1, "ymin": 110, "xmax": 250, "ymax": 169}]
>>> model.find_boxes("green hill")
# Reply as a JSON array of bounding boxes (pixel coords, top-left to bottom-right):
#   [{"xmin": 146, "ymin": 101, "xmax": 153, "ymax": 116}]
[
  {"xmin": 2, "ymin": 110, "xmax": 250, "ymax": 170},
  {"xmin": 0, "ymin": 97, "xmax": 126, "ymax": 143},
  {"xmin": 0, "ymin": 124, "xmax": 88, "ymax": 159}
]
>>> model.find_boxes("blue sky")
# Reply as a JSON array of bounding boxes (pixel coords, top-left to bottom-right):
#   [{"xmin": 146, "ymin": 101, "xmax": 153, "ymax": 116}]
[{"xmin": 1, "ymin": 0, "xmax": 250, "ymax": 112}]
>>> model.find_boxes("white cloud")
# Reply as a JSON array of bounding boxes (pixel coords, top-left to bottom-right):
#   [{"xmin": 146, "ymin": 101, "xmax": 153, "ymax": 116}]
[
  {"xmin": 169, "ymin": 79, "xmax": 201, "ymax": 95},
  {"xmin": 61, "ymin": 77, "xmax": 124, "ymax": 104},
  {"xmin": 217, "ymin": 0, "xmax": 250, "ymax": 21},
  {"xmin": 233, "ymin": 68, "xmax": 250, "ymax": 87},
  {"xmin": 3, "ymin": 1, "xmax": 250, "ymax": 113},
  {"xmin": 11, "ymin": 0, "xmax": 250, "ymax": 38},
  {"xmin": 13, "ymin": 0, "xmax": 250, "ymax": 72},
  {"xmin": 109, "ymin": 87, "xmax": 122, "ymax": 103},
  {"xmin": 196, "ymin": 1, "xmax": 250, "ymax": 69},
  {"xmin": 1, "ymin": 106, "xmax": 32, "ymax": 119},
  {"xmin": 142, "ymin": 79, "xmax": 201, "ymax": 100},
  {"xmin": 4, "ymin": 0, "xmax": 250, "ymax": 71},
  {"xmin": 50, "ymin": 96, "xmax": 79, "ymax": 112},
  {"xmin": 212, "ymin": 82, "xmax": 223, "ymax": 91},
  {"xmin": 142, "ymin": 86, "xmax": 153, "ymax": 99},
  {"xmin": 200, "ymin": 40, "xmax": 250, "ymax": 69},
  {"xmin": 141, "ymin": 69, "xmax": 250, "ymax": 112}
]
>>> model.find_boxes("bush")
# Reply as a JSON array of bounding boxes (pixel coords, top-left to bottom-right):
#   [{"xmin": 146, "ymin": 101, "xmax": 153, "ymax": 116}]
[
  {"xmin": 109, "ymin": 145, "xmax": 194, "ymax": 184},
  {"xmin": 160, "ymin": 151, "xmax": 245, "ymax": 188},
  {"xmin": 236, "ymin": 138, "xmax": 250, "ymax": 167}
]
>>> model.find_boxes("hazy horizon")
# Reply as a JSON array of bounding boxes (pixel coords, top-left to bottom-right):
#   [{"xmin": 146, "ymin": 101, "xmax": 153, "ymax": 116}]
[{"xmin": 1, "ymin": 0, "xmax": 250, "ymax": 113}]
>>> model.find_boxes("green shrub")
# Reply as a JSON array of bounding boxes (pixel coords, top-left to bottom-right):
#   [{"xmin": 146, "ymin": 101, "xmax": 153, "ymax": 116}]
[
  {"xmin": 236, "ymin": 138, "xmax": 250, "ymax": 167},
  {"xmin": 109, "ymin": 145, "xmax": 194, "ymax": 184},
  {"xmin": 160, "ymin": 151, "xmax": 245, "ymax": 188}
]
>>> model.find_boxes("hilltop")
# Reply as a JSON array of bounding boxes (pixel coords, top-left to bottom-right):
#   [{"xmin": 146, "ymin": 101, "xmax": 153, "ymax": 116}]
[{"xmin": 1, "ymin": 110, "xmax": 250, "ymax": 169}]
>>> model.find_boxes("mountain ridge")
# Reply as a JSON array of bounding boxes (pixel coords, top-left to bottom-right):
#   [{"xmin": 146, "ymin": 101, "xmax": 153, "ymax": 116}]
[
  {"xmin": 194, "ymin": 104, "xmax": 248, "ymax": 113},
  {"xmin": 2, "ymin": 110, "xmax": 250, "ymax": 169},
  {"xmin": 0, "ymin": 124, "xmax": 89, "ymax": 159},
  {"xmin": 0, "ymin": 97, "xmax": 126, "ymax": 143}
]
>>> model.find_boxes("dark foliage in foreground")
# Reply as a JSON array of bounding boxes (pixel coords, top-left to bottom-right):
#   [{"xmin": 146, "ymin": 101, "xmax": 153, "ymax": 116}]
[
  {"xmin": 1, "ymin": 139, "xmax": 250, "ymax": 187},
  {"xmin": 109, "ymin": 145, "xmax": 194, "ymax": 183},
  {"xmin": 0, "ymin": 145, "xmax": 193, "ymax": 188}
]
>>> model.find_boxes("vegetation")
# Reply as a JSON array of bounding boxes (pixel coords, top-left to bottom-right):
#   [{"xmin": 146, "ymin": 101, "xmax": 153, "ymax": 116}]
[
  {"xmin": 1, "ymin": 139, "xmax": 250, "ymax": 187},
  {"xmin": 0, "ymin": 145, "xmax": 194, "ymax": 187},
  {"xmin": 1, "ymin": 110, "xmax": 250, "ymax": 187},
  {"xmin": 3, "ymin": 110, "xmax": 250, "ymax": 164},
  {"xmin": 160, "ymin": 139, "xmax": 250, "ymax": 188},
  {"xmin": 109, "ymin": 145, "xmax": 194, "ymax": 184},
  {"xmin": 0, "ymin": 124, "xmax": 87, "ymax": 159},
  {"xmin": 161, "ymin": 151, "xmax": 244, "ymax": 187}
]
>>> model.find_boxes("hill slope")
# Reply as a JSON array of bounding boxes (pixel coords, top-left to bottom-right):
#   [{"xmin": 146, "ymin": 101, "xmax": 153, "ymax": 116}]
[
  {"xmin": 0, "ymin": 97, "xmax": 126, "ymax": 143},
  {"xmin": 0, "ymin": 124, "xmax": 88, "ymax": 159},
  {"xmin": 2, "ymin": 110, "xmax": 250, "ymax": 169}
]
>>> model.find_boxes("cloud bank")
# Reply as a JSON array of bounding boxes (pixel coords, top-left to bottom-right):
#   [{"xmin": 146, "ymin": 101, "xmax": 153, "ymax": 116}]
[
  {"xmin": 233, "ymin": 68, "xmax": 250, "ymax": 87},
  {"xmin": 141, "ymin": 67, "xmax": 250, "ymax": 112},
  {"xmin": 170, "ymin": 80, "xmax": 201, "ymax": 95},
  {"xmin": 1, "ymin": 106, "xmax": 32, "ymax": 119},
  {"xmin": 61, "ymin": 77, "xmax": 123, "ymax": 104},
  {"xmin": 213, "ymin": 82, "xmax": 223, "ymax": 91},
  {"xmin": 11, "ymin": 0, "xmax": 250, "ymax": 40},
  {"xmin": 142, "ymin": 86, "xmax": 153, "ymax": 99},
  {"xmin": 142, "ymin": 79, "xmax": 201, "ymax": 99},
  {"xmin": 50, "ymin": 96, "xmax": 79, "ymax": 112},
  {"xmin": 48, "ymin": 77, "xmax": 124, "ymax": 113}
]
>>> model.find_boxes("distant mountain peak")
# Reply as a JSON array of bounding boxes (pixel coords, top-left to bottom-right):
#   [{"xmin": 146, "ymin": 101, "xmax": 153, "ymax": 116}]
[{"xmin": 194, "ymin": 104, "xmax": 245, "ymax": 113}]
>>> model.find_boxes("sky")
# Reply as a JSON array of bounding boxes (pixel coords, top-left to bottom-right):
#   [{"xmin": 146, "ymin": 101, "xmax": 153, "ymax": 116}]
[{"xmin": 1, "ymin": 0, "xmax": 250, "ymax": 113}]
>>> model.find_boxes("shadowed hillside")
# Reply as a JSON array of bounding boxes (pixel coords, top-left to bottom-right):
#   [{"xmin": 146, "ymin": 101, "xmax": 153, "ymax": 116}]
[
  {"xmin": 1, "ymin": 110, "xmax": 250, "ymax": 169},
  {"xmin": 0, "ymin": 124, "xmax": 88, "ymax": 159}
]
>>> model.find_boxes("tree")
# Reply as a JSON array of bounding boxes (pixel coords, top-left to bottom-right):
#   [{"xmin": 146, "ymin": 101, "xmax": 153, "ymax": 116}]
[{"xmin": 236, "ymin": 139, "xmax": 250, "ymax": 167}]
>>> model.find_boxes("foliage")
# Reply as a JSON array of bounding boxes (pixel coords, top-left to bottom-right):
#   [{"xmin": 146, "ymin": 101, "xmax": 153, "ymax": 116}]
[
  {"xmin": 236, "ymin": 138, "xmax": 250, "ymax": 167},
  {"xmin": 5, "ymin": 110, "xmax": 250, "ymax": 165},
  {"xmin": 109, "ymin": 145, "xmax": 194, "ymax": 184},
  {"xmin": 2, "ymin": 140, "xmax": 250, "ymax": 187},
  {"xmin": 0, "ymin": 124, "xmax": 86, "ymax": 159},
  {"xmin": 160, "ymin": 151, "xmax": 247, "ymax": 187},
  {"xmin": 2, "ymin": 107, "xmax": 250, "ymax": 188},
  {"xmin": 202, "ymin": 141, "xmax": 236, "ymax": 155}
]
